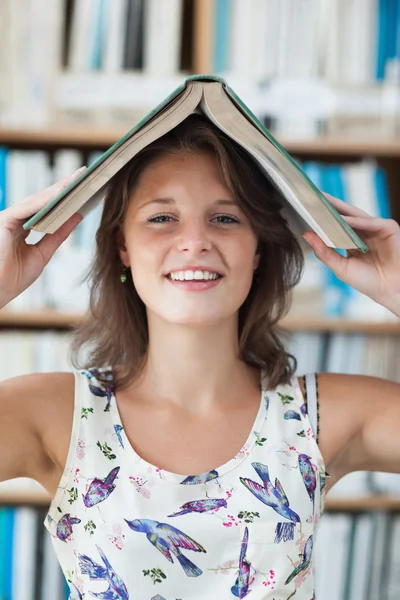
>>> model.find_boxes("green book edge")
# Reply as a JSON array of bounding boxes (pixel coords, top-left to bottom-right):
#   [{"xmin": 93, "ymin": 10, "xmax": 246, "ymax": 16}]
[{"xmin": 23, "ymin": 73, "xmax": 368, "ymax": 253}]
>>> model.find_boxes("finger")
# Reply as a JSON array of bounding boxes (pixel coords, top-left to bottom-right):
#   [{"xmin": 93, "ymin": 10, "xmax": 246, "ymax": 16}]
[
  {"xmin": 4, "ymin": 167, "xmax": 86, "ymax": 222},
  {"xmin": 303, "ymin": 232, "xmax": 350, "ymax": 276},
  {"xmin": 34, "ymin": 213, "xmax": 83, "ymax": 264},
  {"xmin": 322, "ymin": 193, "xmax": 370, "ymax": 218},
  {"xmin": 341, "ymin": 214, "xmax": 399, "ymax": 235}
]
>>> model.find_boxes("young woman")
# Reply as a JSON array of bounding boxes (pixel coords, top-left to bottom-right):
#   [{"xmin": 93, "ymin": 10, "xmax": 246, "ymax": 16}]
[{"xmin": 0, "ymin": 115, "xmax": 399, "ymax": 599}]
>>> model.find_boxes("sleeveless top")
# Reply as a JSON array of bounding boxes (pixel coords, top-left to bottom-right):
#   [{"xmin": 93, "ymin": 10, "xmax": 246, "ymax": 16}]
[{"xmin": 44, "ymin": 368, "xmax": 327, "ymax": 600}]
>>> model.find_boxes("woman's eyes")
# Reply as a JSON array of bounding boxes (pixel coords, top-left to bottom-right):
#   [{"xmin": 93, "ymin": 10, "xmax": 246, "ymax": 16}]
[{"xmin": 146, "ymin": 213, "xmax": 240, "ymax": 225}]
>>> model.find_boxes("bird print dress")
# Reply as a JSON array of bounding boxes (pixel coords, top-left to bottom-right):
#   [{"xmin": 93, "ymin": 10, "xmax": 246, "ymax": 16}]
[{"xmin": 44, "ymin": 368, "xmax": 327, "ymax": 600}]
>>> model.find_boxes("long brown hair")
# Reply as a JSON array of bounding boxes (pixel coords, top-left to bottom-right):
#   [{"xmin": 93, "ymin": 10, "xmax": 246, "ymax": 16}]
[{"xmin": 70, "ymin": 114, "xmax": 304, "ymax": 389}]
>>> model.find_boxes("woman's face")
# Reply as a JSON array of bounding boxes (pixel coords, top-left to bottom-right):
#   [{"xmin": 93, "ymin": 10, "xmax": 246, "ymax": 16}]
[{"xmin": 118, "ymin": 150, "xmax": 260, "ymax": 327}]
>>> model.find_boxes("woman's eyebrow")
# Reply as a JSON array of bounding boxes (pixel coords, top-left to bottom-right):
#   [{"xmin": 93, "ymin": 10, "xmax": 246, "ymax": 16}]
[{"xmin": 137, "ymin": 198, "xmax": 238, "ymax": 210}]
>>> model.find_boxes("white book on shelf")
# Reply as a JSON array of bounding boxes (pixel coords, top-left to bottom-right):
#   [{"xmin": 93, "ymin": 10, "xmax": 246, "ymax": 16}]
[
  {"xmin": 368, "ymin": 512, "xmax": 391, "ymax": 600},
  {"xmin": 143, "ymin": 0, "xmax": 183, "ymax": 75},
  {"xmin": 103, "ymin": 0, "xmax": 128, "ymax": 72},
  {"xmin": 315, "ymin": 513, "xmax": 352, "ymax": 600},
  {"xmin": 283, "ymin": 0, "xmax": 320, "ymax": 78},
  {"xmin": 288, "ymin": 332, "xmax": 324, "ymax": 376},
  {"xmin": 12, "ymin": 506, "xmax": 37, "ymax": 600},
  {"xmin": 347, "ymin": 514, "xmax": 375, "ymax": 600},
  {"xmin": 324, "ymin": 0, "xmax": 341, "ymax": 83},
  {"xmin": 387, "ymin": 515, "xmax": 400, "ymax": 600},
  {"xmin": 263, "ymin": 0, "xmax": 283, "ymax": 79},
  {"xmin": 68, "ymin": 0, "xmax": 98, "ymax": 72},
  {"xmin": 229, "ymin": 0, "xmax": 268, "ymax": 79},
  {"xmin": 41, "ymin": 529, "xmax": 64, "ymax": 600}
]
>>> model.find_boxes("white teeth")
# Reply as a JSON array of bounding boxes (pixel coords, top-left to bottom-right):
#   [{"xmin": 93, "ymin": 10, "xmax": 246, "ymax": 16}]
[{"xmin": 169, "ymin": 270, "xmax": 220, "ymax": 281}]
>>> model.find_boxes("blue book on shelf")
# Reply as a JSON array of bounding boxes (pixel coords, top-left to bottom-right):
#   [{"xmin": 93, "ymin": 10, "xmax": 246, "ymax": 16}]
[
  {"xmin": 376, "ymin": 0, "xmax": 398, "ymax": 79},
  {"xmin": 91, "ymin": 0, "xmax": 107, "ymax": 70},
  {"xmin": 213, "ymin": 0, "xmax": 231, "ymax": 73},
  {"xmin": 0, "ymin": 147, "xmax": 7, "ymax": 212},
  {"xmin": 0, "ymin": 507, "xmax": 15, "ymax": 600},
  {"xmin": 320, "ymin": 164, "xmax": 350, "ymax": 317},
  {"xmin": 374, "ymin": 165, "xmax": 391, "ymax": 218}
]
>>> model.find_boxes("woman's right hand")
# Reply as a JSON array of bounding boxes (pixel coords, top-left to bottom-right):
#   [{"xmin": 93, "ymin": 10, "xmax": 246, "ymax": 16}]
[{"xmin": 0, "ymin": 167, "xmax": 86, "ymax": 309}]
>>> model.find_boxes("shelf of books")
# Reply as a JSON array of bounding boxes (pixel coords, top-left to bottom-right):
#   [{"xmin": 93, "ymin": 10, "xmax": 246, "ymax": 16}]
[{"xmin": 1, "ymin": 0, "xmax": 400, "ymax": 597}]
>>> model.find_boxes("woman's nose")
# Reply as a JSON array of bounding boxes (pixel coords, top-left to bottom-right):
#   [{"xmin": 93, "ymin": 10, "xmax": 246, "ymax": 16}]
[{"xmin": 176, "ymin": 220, "xmax": 213, "ymax": 253}]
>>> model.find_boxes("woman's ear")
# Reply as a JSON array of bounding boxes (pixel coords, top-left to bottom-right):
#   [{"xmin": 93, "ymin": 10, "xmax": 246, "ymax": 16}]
[
  {"xmin": 253, "ymin": 253, "xmax": 260, "ymax": 270},
  {"xmin": 115, "ymin": 227, "xmax": 130, "ymax": 267}
]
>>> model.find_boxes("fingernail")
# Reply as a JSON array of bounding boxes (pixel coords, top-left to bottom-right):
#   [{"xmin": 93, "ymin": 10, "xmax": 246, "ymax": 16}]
[{"xmin": 74, "ymin": 166, "xmax": 86, "ymax": 175}]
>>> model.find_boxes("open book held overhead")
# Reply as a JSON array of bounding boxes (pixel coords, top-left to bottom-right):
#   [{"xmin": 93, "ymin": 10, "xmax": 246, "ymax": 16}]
[{"xmin": 23, "ymin": 74, "xmax": 368, "ymax": 252}]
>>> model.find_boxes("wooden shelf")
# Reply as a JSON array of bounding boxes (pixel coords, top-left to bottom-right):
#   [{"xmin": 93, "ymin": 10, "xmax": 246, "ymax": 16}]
[
  {"xmin": 325, "ymin": 496, "xmax": 400, "ymax": 512},
  {"xmin": 0, "ymin": 310, "xmax": 399, "ymax": 333},
  {"xmin": 1, "ymin": 489, "xmax": 400, "ymax": 511},
  {"xmin": 1, "ymin": 127, "xmax": 400, "ymax": 156}
]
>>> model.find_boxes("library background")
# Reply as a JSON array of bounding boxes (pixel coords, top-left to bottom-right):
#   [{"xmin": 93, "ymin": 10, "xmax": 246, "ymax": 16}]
[{"xmin": 0, "ymin": 0, "xmax": 400, "ymax": 598}]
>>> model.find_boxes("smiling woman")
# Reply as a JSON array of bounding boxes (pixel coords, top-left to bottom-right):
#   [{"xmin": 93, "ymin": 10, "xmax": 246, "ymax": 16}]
[{"xmin": 70, "ymin": 114, "xmax": 304, "ymax": 390}]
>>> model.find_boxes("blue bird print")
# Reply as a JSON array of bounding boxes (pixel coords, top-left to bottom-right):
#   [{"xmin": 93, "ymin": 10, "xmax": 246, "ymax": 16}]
[
  {"xmin": 83, "ymin": 466, "xmax": 120, "ymax": 508},
  {"xmin": 78, "ymin": 544, "xmax": 128, "ymax": 599},
  {"xmin": 124, "ymin": 518, "xmax": 206, "ymax": 577},
  {"xmin": 240, "ymin": 462, "xmax": 300, "ymax": 542},
  {"xmin": 82, "ymin": 368, "xmax": 114, "ymax": 412},
  {"xmin": 56, "ymin": 513, "xmax": 81, "ymax": 542},
  {"xmin": 298, "ymin": 454, "xmax": 316, "ymax": 511},
  {"xmin": 300, "ymin": 403, "xmax": 307, "ymax": 417},
  {"xmin": 285, "ymin": 535, "xmax": 313, "ymax": 585},
  {"xmin": 114, "ymin": 424, "xmax": 124, "ymax": 449},
  {"xmin": 181, "ymin": 470, "xmax": 219, "ymax": 484},
  {"xmin": 168, "ymin": 498, "xmax": 227, "ymax": 517},
  {"xmin": 284, "ymin": 410, "xmax": 301, "ymax": 421},
  {"xmin": 68, "ymin": 582, "xmax": 83, "ymax": 600},
  {"xmin": 231, "ymin": 526, "xmax": 252, "ymax": 598}
]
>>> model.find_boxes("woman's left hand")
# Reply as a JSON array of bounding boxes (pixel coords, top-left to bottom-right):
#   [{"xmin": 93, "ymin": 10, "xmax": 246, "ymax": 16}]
[{"xmin": 302, "ymin": 193, "xmax": 400, "ymax": 318}]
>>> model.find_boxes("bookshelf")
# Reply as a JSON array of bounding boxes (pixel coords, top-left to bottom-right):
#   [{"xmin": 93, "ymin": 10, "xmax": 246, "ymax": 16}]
[{"xmin": 1, "ymin": 487, "xmax": 400, "ymax": 513}]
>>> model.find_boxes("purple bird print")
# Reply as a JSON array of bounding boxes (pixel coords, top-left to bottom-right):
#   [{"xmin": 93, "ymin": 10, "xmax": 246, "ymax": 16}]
[
  {"xmin": 181, "ymin": 470, "xmax": 219, "ymax": 485},
  {"xmin": 284, "ymin": 410, "xmax": 301, "ymax": 421},
  {"xmin": 68, "ymin": 582, "xmax": 83, "ymax": 600},
  {"xmin": 83, "ymin": 466, "xmax": 120, "ymax": 508},
  {"xmin": 78, "ymin": 544, "xmax": 129, "ymax": 599},
  {"xmin": 298, "ymin": 454, "xmax": 316, "ymax": 511},
  {"xmin": 231, "ymin": 526, "xmax": 252, "ymax": 598},
  {"xmin": 167, "ymin": 498, "xmax": 227, "ymax": 517},
  {"xmin": 82, "ymin": 368, "xmax": 114, "ymax": 412},
  {"xmin": 240, "ymin": 462, "xmax": 300, "ymax": 542},
  {"xmin": 300, "ymin": 403, "xmax": 307, "ymax": 417},
  {"xmin": 285, "ymin": 535, "xmax": 313, "ymax": 585},
  {"xmin": 56, "ymin": 513, "xmax": 81, "ymax": 542},
  {"xmin": 124, "ymin": 518, "xmax": 206, "ymax": 577},
  {"xmin": 114, "ymin": 424, "xmax": 124, "ymax": 449}
]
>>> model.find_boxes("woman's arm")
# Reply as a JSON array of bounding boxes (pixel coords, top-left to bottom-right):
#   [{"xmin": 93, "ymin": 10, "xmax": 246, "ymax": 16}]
[
  {"xmin": 303, "ymin": 194, "xmax": 400, "ymax": 317},
  {"xmin": 317, "ymin": 373, "xmax": 400, "ymax": 483}
]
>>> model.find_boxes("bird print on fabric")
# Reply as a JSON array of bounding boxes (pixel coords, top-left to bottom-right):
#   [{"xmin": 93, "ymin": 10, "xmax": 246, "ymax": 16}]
[
  {"xmin": 284, "ymin": 535, "xmax": 313, "ymax": 585},
  {"xmin": 82, "ymin": 368, "xmax": 114, "ymax": 412},
  {"xmin": 78, "ymin": 544, "xmax": 129, "ymax": 599},
  {"xmin": 167, "ymin": 498, "xmax": 227, "ymax": 517},
  {"xmin": 231, "ymin": 526, "xmax": 252, "ymax": 598},
  {"xmin": 284, "ymin": 410, "xmax": 301, "ymax": 421},
  {"xmin": 114, "ymin": 424, "xmax": 124, "ymax": 449},
  {"xmin": 240, "ymin": 462, "xmax": 300, "ymax": 542},
  {"xmin": 56, "ymin": 514, "xmax": 81, "ymax": 542},
  {"xmin": 124, "ymin": 518, "xmax": 206, "ymax": 577},
  {"xmin": 83, "ymin": 466, "xmax": 120, "ymax": 508},
  {"xmin": 298, "ymin": 454, "xmax": 317, "ymax": 511},
  {"xmin": 180, "ymin": 470, "xmax": 219, "ymax": 485}
]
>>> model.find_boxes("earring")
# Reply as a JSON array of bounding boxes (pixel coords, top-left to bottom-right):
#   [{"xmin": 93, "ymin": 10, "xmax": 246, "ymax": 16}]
[{"xmin": 120, "ymin": 263, "xmax": 128, "ymax": 283}]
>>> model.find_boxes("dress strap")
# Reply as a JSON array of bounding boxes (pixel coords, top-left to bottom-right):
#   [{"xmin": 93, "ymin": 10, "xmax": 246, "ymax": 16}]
[{"xmin": 303, "ymin": 373, "xmax": 319, "ymax": 443}]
